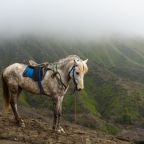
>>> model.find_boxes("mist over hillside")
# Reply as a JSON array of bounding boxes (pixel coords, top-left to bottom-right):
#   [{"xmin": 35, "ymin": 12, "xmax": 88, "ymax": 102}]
[
  {"xmin": 1, "ymin": 0, "xmax": 144, "ymax": 143},
  {"xmin": 1, "ymin": 0, "xmax": 144, "ymax": 39},
  {"xmin": 0, "ymin": 36, "xmax": 144, "ymax": 137}
]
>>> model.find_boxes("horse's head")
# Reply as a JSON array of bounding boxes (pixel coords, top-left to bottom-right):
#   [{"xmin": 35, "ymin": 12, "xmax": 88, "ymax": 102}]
[{"xmin": 69, "ymin": 58, "xmax": 88, "ymax": 91}]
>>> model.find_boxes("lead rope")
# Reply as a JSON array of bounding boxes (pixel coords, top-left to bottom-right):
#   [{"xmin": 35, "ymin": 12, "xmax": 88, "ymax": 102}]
[
  {"xmin": 74, "ymin": 91, "xmax": 77, "ymax": 123},
  {"xmin": 74, "ymin": 91, "xmax": 80, "ymax": 123},
  {"xmin": 72, "ymin": 66, "xmax": 77, "ymax": 123}
]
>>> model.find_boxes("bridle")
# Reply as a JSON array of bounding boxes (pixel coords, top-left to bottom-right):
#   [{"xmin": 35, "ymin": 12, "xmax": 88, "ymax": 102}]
[
  {"xmin": 68, "ymin": 65, "xmax": 78, "ymax": 92},
  {"xmin": 46, "ymin": 64, "xmax": 67, "ymax": 90},
  {"xmin": 47, "ymin": 63, "xmax": 78, "ymax": 92},
  {"xmin": 52, "ymin": 64, "xmax": 78, "ymax": 92}
]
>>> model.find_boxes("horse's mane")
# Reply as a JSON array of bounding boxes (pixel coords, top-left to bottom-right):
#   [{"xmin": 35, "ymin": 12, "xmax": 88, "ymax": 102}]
[{"xmin": 54, "ymin": 55, "xmax": 81, "ymax": 66}]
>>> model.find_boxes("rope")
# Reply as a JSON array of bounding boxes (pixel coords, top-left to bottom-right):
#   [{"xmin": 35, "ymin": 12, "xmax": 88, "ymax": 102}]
[
  {"xmin": 47, "ymin": 63, "xmax": 67, "ymax": 90},
  {"xmin": 48, "ymin": 63, "xmax": 78, "ymax": 123},
  {"xmin": 74, "ymin": 92, "xmax": 77, "ymax": 123}
]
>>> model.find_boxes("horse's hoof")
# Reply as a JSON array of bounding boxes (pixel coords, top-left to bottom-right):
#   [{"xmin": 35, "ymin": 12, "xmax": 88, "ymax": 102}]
[
  {"xmin": 57, "ymin": 127, "xmax": 65, "ymax": 134},
  {"xmin": 60, "ymin": 127, "xmax": 65, "ymax": 133},
  {"xmin": 52, "ymin": 126, "xmax": 65, "ymax": 134},
  {"xmin": 17, "ymin": 119, "xmax": 25, "ymax": 128},
  {"xmin": 57, "ymin": 129, "xmax": 61, "ymax": 133}
]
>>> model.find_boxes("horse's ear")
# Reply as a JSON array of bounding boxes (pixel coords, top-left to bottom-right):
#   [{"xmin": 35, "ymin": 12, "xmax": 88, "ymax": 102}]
[{"xmin": 83, "ymin": 59, "xmax": 88, "ymax": 64}]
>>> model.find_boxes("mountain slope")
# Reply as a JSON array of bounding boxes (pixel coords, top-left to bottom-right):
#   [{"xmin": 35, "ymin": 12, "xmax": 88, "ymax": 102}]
[{"xmin": 0, "ymin": 36, "xmax": 144, "ymax": 134}]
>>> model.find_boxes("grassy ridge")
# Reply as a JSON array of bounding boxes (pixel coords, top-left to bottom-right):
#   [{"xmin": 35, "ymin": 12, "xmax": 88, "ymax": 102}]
[{"xmin": 0, "ymin": 36, "xmax": 144, "ymax": 133}]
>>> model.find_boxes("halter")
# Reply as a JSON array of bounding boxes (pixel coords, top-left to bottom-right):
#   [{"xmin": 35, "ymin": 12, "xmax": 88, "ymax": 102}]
[
  {"xmin": 51, "ymin": 64, "xmax": 78, "ymax": 92},
  {"xmin": 68, "ymin": 65, "xmax": 78, "ymax": 92},
  {"xmin": 47, "ymin": 63, "xmax": 78, "ymax": 92}
]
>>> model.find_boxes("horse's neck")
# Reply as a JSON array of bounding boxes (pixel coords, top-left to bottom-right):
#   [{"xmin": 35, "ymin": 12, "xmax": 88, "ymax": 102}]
[{"xmin": 58, "ymin": 60, "xmax": 74, "ymax": 85}]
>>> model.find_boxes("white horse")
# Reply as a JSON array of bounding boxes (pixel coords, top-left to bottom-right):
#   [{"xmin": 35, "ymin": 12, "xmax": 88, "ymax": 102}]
[{"xmin": 2, "ymin": 55, "xmax": 88, "ymax": 133}]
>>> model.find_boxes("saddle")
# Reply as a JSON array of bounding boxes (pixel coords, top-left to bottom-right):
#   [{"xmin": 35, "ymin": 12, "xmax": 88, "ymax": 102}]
[
  {"xmin": 23, "ymin": 60, "xmax": 49, "ymax": 93},
  {"xmin": 28, "ymin": 60, "xmax": 49, "ymax": 68}
]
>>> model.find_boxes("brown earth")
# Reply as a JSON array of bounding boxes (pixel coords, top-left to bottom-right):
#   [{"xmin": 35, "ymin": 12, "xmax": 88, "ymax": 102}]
[
  {"xmin": 117, "ymin": 128, "xmax": 144, "ymax": 144},
  {"xmin": 0, "ymin": 107, "xmax": 131, "ymax": 144}
]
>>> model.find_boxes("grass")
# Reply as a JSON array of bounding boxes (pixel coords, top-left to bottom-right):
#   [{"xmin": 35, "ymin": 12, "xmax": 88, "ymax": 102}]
[{"xmin": 1, "ymin": 36, "xmax": 144, "ymax": 134}]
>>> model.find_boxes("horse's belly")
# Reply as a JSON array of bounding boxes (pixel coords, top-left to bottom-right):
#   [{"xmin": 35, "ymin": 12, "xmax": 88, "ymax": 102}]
[{"xmin": 19, "ymin": 78, "xmax": 40, "ymax": 94}]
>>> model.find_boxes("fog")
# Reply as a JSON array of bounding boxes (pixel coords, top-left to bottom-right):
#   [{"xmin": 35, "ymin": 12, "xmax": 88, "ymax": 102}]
[{"xmin": 1, "ymin": 0, "xmax": 144, "ymax": 39}]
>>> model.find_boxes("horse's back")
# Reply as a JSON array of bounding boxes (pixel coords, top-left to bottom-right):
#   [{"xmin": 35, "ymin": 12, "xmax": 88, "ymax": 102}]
[{"xmin": 3, "ymin": 63, "xmax": 26, "ymax": 79}]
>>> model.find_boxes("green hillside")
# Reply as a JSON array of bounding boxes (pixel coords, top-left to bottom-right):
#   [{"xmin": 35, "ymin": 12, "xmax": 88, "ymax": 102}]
[{"xmin": 0, "ymin": 36, "xmax": 144, "ymax": 134}]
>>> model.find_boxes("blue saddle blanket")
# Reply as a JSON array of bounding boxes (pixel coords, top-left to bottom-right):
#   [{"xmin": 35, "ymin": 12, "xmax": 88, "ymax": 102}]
[
  {"xmin": 23, "ymin": 66, "xmax": 34, "ymax": 78},
  {"xmin": 23, "ymin": 66, "xmax": 47, "ymax": 93},
  {"xmin": 23, "ymin": 66, "xmax": 47, "ymax": 81}
]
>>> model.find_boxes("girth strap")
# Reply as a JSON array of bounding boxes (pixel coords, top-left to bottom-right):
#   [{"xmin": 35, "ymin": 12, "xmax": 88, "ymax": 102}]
[{"xmin": 37, "ymin": 67, "xmax": 43, "ymax": 93}]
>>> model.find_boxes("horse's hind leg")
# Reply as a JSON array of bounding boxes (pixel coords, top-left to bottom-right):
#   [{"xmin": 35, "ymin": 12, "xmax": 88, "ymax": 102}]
[{"xmin": 9, "ymin": 85, "xmax": 25, "ymax": 127}]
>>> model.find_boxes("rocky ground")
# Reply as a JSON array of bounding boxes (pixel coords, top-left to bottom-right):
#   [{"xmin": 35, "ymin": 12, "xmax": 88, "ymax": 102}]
[
  {"xmin": 117, "ymin": 128, "xmax": 144, "ymax": 144},
  {"xmin": 0, "ymin": 107, "xmax": 132, "ymax": 144}
]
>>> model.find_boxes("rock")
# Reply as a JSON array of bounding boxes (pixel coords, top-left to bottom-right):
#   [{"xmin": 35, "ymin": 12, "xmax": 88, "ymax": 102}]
[
  {"xmin": 117, "ymin": 128, "xmax": 144, "ymax": 142},
  {"xmin": 14, "ymin": 137, "xmax": 17, "ymax": 141}
]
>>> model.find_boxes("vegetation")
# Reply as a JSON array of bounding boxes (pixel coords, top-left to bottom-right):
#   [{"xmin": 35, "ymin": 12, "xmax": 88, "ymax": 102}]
[{"xmin": 0, "ymin": 36, "xmax": 144, "ymax": 134}]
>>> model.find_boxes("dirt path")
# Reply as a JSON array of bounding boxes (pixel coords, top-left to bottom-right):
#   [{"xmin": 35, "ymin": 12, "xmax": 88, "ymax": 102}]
[{"xmin": 0, "ymin": 108, "xmax": 131, "ymax": 144}]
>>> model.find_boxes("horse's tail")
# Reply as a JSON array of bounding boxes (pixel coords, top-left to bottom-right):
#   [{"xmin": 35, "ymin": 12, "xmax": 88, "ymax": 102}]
[{"xmin": 1, "ymin": 71, "xmax": 10, "ymax": 113}]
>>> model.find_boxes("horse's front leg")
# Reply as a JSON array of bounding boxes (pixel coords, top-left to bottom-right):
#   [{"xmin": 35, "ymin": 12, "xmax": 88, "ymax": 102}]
[
  {"xmin": 52, "ymin": 96, "xmax": 65, "ymax": 133},
  {"xmin": 9, "ymin": 85, "xmax": 25, "ymax": 127}
]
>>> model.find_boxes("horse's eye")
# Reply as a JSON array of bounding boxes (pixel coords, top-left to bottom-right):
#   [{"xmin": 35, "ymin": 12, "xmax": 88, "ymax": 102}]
[{"xmin": 76, "ymin": 72, "xmax": 79, "ymax": 75}]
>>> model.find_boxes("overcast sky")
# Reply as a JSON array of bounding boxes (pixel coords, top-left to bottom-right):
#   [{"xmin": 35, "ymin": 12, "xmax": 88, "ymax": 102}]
[{"xmin": 0, "ymin": 0, "xmax": 144, "ymax": 38}]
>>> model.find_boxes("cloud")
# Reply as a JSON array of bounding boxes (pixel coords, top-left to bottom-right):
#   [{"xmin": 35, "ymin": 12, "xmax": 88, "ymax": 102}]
[{"xmin": 0, "ymin": 0, "xmax": 144, "ymax": 38}]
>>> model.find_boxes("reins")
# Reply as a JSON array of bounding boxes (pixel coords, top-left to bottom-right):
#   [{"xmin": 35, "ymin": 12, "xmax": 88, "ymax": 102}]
[
  {"xmin": 68, "ymin": 65, "xmax": 78, "ymax": 92},
  {"xmin": 68, "ymin": 65, "xmax": 79, "ymax": 123},
  {"xmin": 45, "ymin": 63, "xmax": 78, "ymax": 92},
  {"xmin": 45, "ymin": 60, "xmax": 81, "ymax": 125},
  {"xmin": 47, "ymin": 63, "xmax": 78, "ymax": 123},
  {"xmin": 52, "ymin": 64, "xmax": 78, "ymax": 123},
  {"xmin": 46, "ymin": 64, "xmax": 67, "ymax": 90}
]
